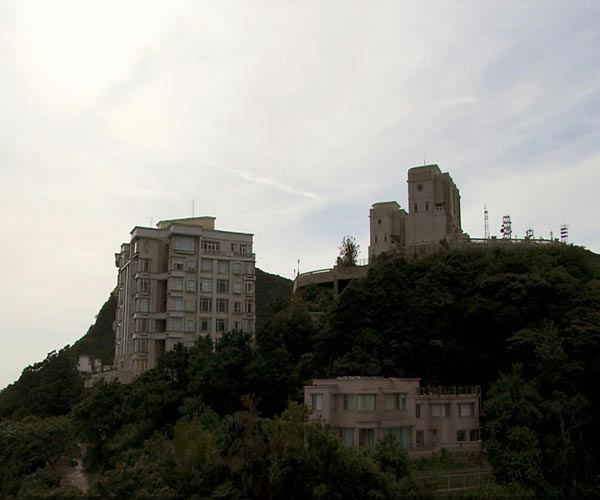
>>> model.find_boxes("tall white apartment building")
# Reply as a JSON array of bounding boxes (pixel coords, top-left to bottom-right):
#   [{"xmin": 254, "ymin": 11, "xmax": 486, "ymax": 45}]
[{"xmin": 113, "ymin": 216, "xmax": 256, "ymax": 374}]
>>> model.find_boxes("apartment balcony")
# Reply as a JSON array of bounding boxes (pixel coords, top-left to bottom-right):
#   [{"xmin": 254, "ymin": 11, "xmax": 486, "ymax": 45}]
[
  {"xmin": 417, "ymin": 386, "xmax": 481, "ymax": 397},
  {"xmin": 200, "ymin": 248, "xmax": 255, "ymax": 259}
]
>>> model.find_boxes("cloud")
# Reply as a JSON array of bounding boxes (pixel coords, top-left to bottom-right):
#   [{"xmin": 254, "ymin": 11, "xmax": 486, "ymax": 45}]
[
  {"xmin": 216, "ymin": 165, "xmax": 322, "ymax": 201},
  {"xmin": 2, "ymin": 0, "xmax": 600, "ymax": 389}
]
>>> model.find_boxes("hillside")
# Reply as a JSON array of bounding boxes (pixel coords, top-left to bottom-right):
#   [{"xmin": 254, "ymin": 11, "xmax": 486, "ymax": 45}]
[
  {"xmin": 67, "ymin": 267, "xmax": 292, "ymax": 363},
  {"xmin": 70, "ymin": 293, "xmax": 118, "ymax": 365},
  {"xmin": 2, "ymin": 245, "xmax": 599, "ymax": 497},
  {"xmin": 0, "ymin": 267, "xmax": 292, "ymax": 417}
]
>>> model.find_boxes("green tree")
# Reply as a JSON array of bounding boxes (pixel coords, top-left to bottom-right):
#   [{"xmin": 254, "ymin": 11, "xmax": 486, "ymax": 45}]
[
  {"xmin": 337, "ymin": 235, "xmax": 360, "ymax": 267},
  {"xmin": 0, "ymin": 416, "xmax": 79, "ymax": 497}
]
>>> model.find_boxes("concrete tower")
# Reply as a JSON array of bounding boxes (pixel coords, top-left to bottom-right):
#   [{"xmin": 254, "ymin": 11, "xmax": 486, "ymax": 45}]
[
  {"xmin": 368, "ymin": 202, "xmax": 407, "ymax": 264},
  {"xmin": 406, "ymin": 165, "xmax": 463, "ymax": 253}
]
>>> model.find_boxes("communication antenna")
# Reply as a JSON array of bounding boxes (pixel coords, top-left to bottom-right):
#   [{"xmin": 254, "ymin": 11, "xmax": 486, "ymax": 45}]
[
  {"xmin": 560, "ymin": 224, "xmax": 569, "ymax": 243},
  {"xmin": 484, "ymin": 205, "xmax": 490, "ymax": 239},
  {"xmin": 500, "ymin": 215, "xmax": 512, "ymax": 240}
]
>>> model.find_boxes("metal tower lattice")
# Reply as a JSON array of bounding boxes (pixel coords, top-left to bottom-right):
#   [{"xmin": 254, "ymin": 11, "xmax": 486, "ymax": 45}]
[
  {"xmin": 560, "ymin": 224, "xmax": 569, "ymax": 243},
  {"xmin": 500, "ymin": 215, "xmax": 512, "ymax": 239},
  {"xmin": 484, "ymin": 205, "xmax": 490, "ymax": 239}
]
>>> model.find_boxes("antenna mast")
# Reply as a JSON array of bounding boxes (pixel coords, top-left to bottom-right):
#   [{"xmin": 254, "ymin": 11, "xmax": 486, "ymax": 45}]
[
  {"xmin": 560, "ymin": 224, "xmax": 569, "ymax": 243},
  {"xmin": 484, "ymin": 205, "xmax": 490, "ymax": 239},
  {"xmin": 500, "ymin": 215, "xmax": 512, "ymax": 240}
]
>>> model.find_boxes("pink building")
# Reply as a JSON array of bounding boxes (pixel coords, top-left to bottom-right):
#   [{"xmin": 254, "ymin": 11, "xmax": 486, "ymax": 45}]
[{"xmin": 304, "ymin": 377, "xmax": 481, "ymax": 455}]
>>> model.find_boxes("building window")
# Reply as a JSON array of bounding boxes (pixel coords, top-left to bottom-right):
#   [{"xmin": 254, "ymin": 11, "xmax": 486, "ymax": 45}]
[
  {"xmin": 233, "ymin": 262, "xmax": 242, "ymax": 274},
  {"xmin": 425, "ymin": 201, "xmax": 429, "ymax": 211},
  {"xmin": 416, "ymin": 404, "xmax": 421, "ymax": 418},
  {"xmin": 174, "ymin": 236, "xmax": 195, "ymax": 252},
  {"xmin": 186, "ymin": 279, "xmax": 196, "ymax": 293},
  {"xmin": 202, "ymin": 240, "xmax": 220, "ymax": 252},
  {"xmin": 138, "ymin": 258, "xmax": 151, "ymax": 273},
  {"xmin": 384, "ymin": 393, "xmax": 407, "ymax": 411},
  {"xmin": 136, "ymin": 298, "xmax": 149, "ymax": 313},
  {"xmin": 139, "ymin": 278, "xmax": 151, "ymax": 294},
  {"xmin": 459, "ymin": 403, "xmax": 475, "ymax": 417},
  {"xmin": 200, "ymin": 259, "xmax": 213, "ymax": 273},
  {"xmin": 186, "ymin": 259, "xmax": 197, "ymax": 272},
  {"xmin": 217, "ymin": 279, "xmax": 229, "ymax": 293},
  {"xmin": 233, "ymin": 301, "xmax": 241, "ymax": 313},
  {"xmin": 185, "ymin": 319, "xmax": 195, "ymax": 333},
  {"xmin": 134, "ymin": 359, "xmax": 148, "ymax": 371},
  {"xmin": 216, "ymin": 319, "xmax": 227, "ymax": 333},
  {"xmin": 169, "ymin": 297, "xmax": 184, "ymax": 311},
  {"xmin": 200, "ymin": 319, "xmax": 209, "ymax": 332},
  {"xmin": 470, "ymin": 429, "xmax": 480, "ymax": 441},
  {"xmin": 240, "ymin": 243, "xmax": 252, "ymax": 254},
  {"xmin": 242, "ymin": 319, "xmax": 254, "ymax": 333},
  {"xmin": 217, "ymin": 260, "xmax": 230, "ymax": 274},
  {"xmin": 383, "ymin": 426, "xmax": 413, "ymax": 449},
  {"xmin": 245, "ymin": 282, "xmax": 254, "ymax": 294},
  {"xmin": 167, "ymin": 317, "xmax": 183, "ymax": 332},
  {"xmin": 134, "ymin": 338, "xmax": 148, "ymax": 353},
  {"xmin": 358, "ymin": 429, "xmax": 375, "ymax": 449},
  {"xmin": 185, "ymin": 300, "xmax": 196, "ymax": 312},
  {"xmin": 340, "ymin": 428, "xmax": 354, "ymax": 447},
  {"xmin": 343, "ymin": 394, "xmax": 356, "ymax": 411},
  {"xmin": 431, "ymin": 404, "xmax": 450, "ymax": 418},
  {"xmin": 172, "ymin": 258, "xmax": 185, "ymax": 271},
  {"xmin": 201, "ymin": 279, "xmax": 213, "ymax": 293},
  {"xmin": 245, "ymin": 262, "xmax": 254, "ymax": 275},
  {"xmin": 416, "ymin": 430, "xmax": 424, "ymax": 447},
  {"xmin": 217, "ymin": 299, "xmax": 229, "ymax": 313},
  {"xmin": 200, "ymin": 298, "xmax": 212, "ymax": 312},
  {"xmin": 414, "ymin": 202, "xmax": 418, "ymax": 213},
  {"xmin": 357, "ymin": 394, "xmax": 376, "ymax": 411},
  {"xmin": 168, "ymin": 277, "xmax": 184, "ymax": 291},
  {"xmin": 457, "ymin": 430, "xmax": 466, "ymax": 442},
  {"xmin": 233, "ymin": 282, "xmax": 242, "ymax": 294},
  {"xmin": 135, "ymin": 318, "xmax": 149, "ymax": 333},
  {"xmin": 244, "ymin": 301, "xmax": 254, "ymax": 314},
  {"xmin": 311, "ymin": 393, "xmax": 323, "ymax": 411}
]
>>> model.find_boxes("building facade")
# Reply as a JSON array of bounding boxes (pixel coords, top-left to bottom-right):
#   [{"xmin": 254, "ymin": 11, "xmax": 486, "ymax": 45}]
[
  {"xmin": 113, "ymin": 216, "xmax": 256, "ymax": 374},
  {"xmin": 369, "ymin": 164, "xmax": 466, "ymax": 263},
  {"xmin": 294, "ymin": 164, "xmax": 467, "ymax": 295},
  {"xmin": 304, "ymin": 377, "xmax": 481, "ymax": 455}
]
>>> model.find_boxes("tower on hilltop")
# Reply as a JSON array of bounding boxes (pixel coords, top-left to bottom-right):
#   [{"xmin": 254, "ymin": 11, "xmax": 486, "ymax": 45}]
[{"xmin": 369, "ymin": 164, "xmax": 466, "ymax": 262}]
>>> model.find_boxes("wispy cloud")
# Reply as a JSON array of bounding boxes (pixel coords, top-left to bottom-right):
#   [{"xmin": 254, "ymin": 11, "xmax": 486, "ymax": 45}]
[{"xmin": 217, "ymin": 165, "xmax": 322, "ymax": 201}]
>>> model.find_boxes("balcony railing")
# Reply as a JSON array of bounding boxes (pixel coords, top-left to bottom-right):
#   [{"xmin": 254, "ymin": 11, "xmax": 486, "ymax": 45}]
[
  {"xmin": 200, "ymin": 249, "xmax": 256, "ymax": 259},
  {"xmin": 418, "ymin": 385, "xmax": 481, "ymax": 396}
]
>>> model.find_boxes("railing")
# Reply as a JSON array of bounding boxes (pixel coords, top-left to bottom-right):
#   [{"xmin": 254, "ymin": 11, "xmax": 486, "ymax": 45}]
[
  {"xmin": 296, "ymin": 261, "xmax": 370, "ymax": 279},
  {"xmin": 200, "ymin": 249, "xmax": 256, "ymax": 258},
  {"xmin": 296, "ymin": 268, "xmax": 334, "ymax": 278},
  {"xmin": 414, "ymin": 470, "xmax": 492, "ymax": 492},
  {"xmin": 469, "ymin": 237, "xmax": 556, "ymax": 245},
  {"xmin": 418, "ymin": 385, "xmax": 481, "ymax": 396}
]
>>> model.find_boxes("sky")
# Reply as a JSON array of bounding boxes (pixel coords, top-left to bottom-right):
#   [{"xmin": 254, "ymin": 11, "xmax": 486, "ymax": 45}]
[{"xmin": 1, "ymin": 0, "xmax": 599, "ymax": 389}]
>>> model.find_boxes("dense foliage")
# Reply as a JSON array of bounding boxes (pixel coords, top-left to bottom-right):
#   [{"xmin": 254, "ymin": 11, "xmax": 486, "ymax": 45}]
[
  {"xmin": 2, "ymin": 245, "xmax": 600, "ymax": 498},
  {"xmin": 70, "ymin": 293, "xmax": 118, "ymax": 365},
  {"xmin": 0, "ymin": 416, "xmax": 80, "ymax": 498},
  {"xmin": 0, "ymin": 347, "xmax": 83, "ymax": 420}
]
